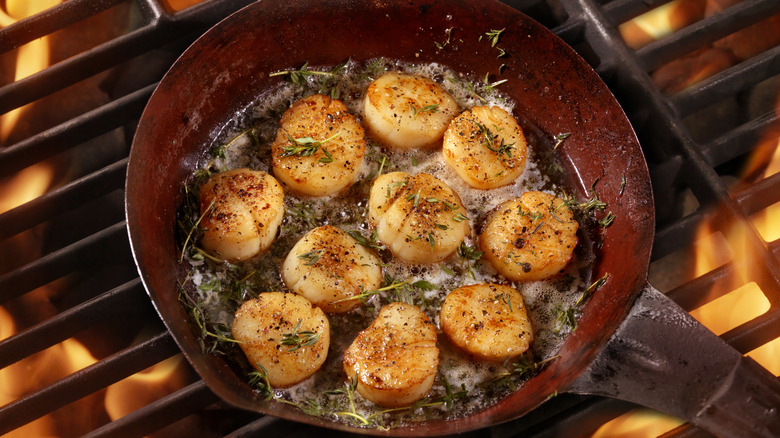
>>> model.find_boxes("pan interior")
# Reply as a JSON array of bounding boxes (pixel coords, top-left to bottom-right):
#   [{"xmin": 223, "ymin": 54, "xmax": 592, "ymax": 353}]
[{"xmin": 125, "ymin": 0, "xmax": 654, "ymax": 435}]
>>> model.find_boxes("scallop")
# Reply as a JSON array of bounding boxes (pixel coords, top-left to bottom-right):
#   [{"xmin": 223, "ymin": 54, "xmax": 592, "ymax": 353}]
[
  {"xmin": 343, "ymin": 302, "xmax": 439, "ymax": 407},
  {"xmin": 199, "ymin": 168, "xmax": 284, "ymax": 262},
  {"xmin": 440, "ymin": 284, "xmax": 533, "ymax": 362},
  {"xmin": 368, "ymin": 171, "xmax": 469, "ymax": 263},
  {"xmin": 479, "ymin": 191, "xmax": 579, "ymax": 281},
  {"xmin": 362, "ymin": 72, "xmax": 459, "ymax": 149},
  {"xmin": 282, "ymin": 225, "xmax": 382, "ymax": 313},
  {"xmin": 271, "ymin": 94, "xmax": 366, "ymax": 196},
  {"xmin": 232, "ymin": 292, "xmax": 330, "ymax": 388},
  {"xmin": 442, "ymin": 106, "xmax": 528, "ymax": 189}
]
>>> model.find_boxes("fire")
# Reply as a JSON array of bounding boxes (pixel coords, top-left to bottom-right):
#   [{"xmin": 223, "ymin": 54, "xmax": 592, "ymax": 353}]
[
  {"xmin": 0, "ymin": 163, "xmax": 54, "ymax": 215},
  {"xmin": 0, "ymin": 0, "xmax": 62, "ymax": 144},
  {"xmin": 104, "ymin": 354, "xmax": 186, "ymax": 422},
  {"xmin": 591, "ymin": 409, "xmax": 684, "ymax": 438},
  {"xmin": 618, "ymin": 0, "xmax": 705, "ymax": 50},
  {"xmin": 0, "ymin": 307, "xmax": 99, "ymax": 437},
  {"xmin": 595, "ymin": 3, "xmax": 780, "ymax": 437},
  {"xmin": 1, "ymin": 1, "xmax": 188, "ymax": 436},
  {"xmin": 162, "ymin": 0, "xmax": 208, "ymax": 12}
]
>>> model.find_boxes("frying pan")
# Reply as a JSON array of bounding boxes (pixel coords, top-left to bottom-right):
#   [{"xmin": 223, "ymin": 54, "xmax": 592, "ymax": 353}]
[{"xmin": 125, "ymin": 0, "xmax": 780, "ymax": 435}]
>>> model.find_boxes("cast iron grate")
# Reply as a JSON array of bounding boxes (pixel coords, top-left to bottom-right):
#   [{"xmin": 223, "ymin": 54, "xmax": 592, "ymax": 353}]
[{"xmin": 0, "ymin": 0, "xmax": 778, "ymax": 436}]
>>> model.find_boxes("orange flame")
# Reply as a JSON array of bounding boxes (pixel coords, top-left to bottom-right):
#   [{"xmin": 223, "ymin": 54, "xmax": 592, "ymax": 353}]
[
  {"xmin": 0, "ymin": 307, "xmax": 99, "ymax": 437},
  {"xmin": 104, "ymin": 354, "xmax": 186, "ymax": 422},
  {"xmin": 162, "ymin": 0, "xmax": 208, "ymax": 12},
  {"xmin": 0, "ymin": 0, "xmax": 63, "ymax": 144},
  {"xmin": 596, "ymin": 3, "xmax": 780, "ymax": 437},
  {"xmin": 1, "ymin": 2, "xmax": 174, "ymax": 436}
]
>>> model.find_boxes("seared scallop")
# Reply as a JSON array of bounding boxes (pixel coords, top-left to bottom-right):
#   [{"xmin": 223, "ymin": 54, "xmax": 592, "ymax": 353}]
[
  {"xmin": 368, "ymin": 171, "xmax": 469, "ymax": 263},
  {"xmin": 442, "ymin": 106, "xmax": 527, "ymax": 189},
  {"xmin": 271, "ymin": 94, "xmax": 366, "ymax": 196},
  {"xmin": 440, "ymin": 284, "xmax": 533, "ymax": 362},
  {"xmin": 282, "ymin": 225, "xmax": 382, "ymax": 313},
  {"xmin": 343, "ymin": 302, "xmax": 438, "ymax": 407},
  {"xmin": 199, "ymin": 168, "xmax": 284, "ymax": 262},
  {"xmin": 362, "ymin": 72, "xmax": 459, "ymax": 149},
  {"xmin": 479, "ymin": 191, "xmax": 578, "ymax": 281},
  {"xmin": 232, "ymin": 292, "xmax": 330, "ymax": 388}
]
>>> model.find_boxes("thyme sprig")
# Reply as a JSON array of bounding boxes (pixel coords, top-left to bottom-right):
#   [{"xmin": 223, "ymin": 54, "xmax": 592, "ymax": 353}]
[
  {"xmin": 280, "ymin": 319, "xmax": 321, "ymax": 351},
  {"xmin": 332, "ymin": 376, "xmax": 370, "ymax": 425},
  {"xmin": 331, "ymin": 276, "xmax": 434, "ymax": 306},
  {"xmin": 553, "ymin": 273, "xmax": 610, "ymax": 333},
  {"xmin": 483, "ymin": 28, "xmax": 505, "ymax": 47},
  {"xmin": 247, "ymin": 365, "xmax": 274, "ymax": 400},
  {"xmin": 511, "ymin": 355, "xmax": 560, "ymax": 378},
  {"xmin": 347, "ymin": 229, "xmax": 384, "ymax": 251},
  {"xmin": 599, "ymin": 211, "xmax": 616, "ymax": 228},
  {"xmin": 434, "ymin": 27, "xmax": 454, "ymax": 50},
  {"xmin": 179, "ymin": 198, "xmax": 214, "ymax": 263},
  {"xmin": 280, "ymin": 131, "xmax": 341, "ymax": 162},
  {"xmin": 490, "ymin": 355, "xmax": 560, "ymax": 389},
  {"xmin": 457, "ymin": 242, "xmax": 484, "ymax": 279},
  {"xmin": 476, "ymin": 122, "xmax": 514, "ymax": 158},
  {"xmin": 297, "ymin": 249, "xmax": 323, "ymax": 266},
  {"xmin": 497, "ymin": 292, "xmax": 514, "ymax": 312},
  {"xmin": 331, "ymin": 279, "xmax": 411, "ymax": 305},
  {"xmin": 270, "ymin": 62, "xmax": 337, "ymax": 86},
  {"xmin": 553, "ymin": 132, "xmax": 570, "ymax": 149},
  {"xmin": 409, "ymin": 103, "xmax": 440, "ymax": 118}
]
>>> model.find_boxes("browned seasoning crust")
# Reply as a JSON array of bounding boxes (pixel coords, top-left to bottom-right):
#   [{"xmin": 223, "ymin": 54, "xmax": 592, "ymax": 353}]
[
  {"xmin": 343, "ymin": 302, "xmax": 439, "ymax": 407},
  {"xmin": 270, "ymin": 94, "xmax": 366, "ymax": 196},
  {"xmin": 199, "ymin": 168, "xmax": 284, "ymax": 262},
  {"xmin": 232, "ymin": 292, "xmax": 330, "ymax": 388},
  {"xmin": 440, "ymin": 284, "xmax": 533, "ymax": 362}
]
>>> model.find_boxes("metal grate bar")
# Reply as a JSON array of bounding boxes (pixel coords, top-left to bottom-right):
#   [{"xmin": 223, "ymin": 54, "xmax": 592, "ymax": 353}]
[
  {"xmin": 82, "ymin": 380, "xmax": 220, "ymax": 438},
  {"xmin": 0, "ymin": 222, "xmax": 129, "ymax": 304},
  {"xmin": 734, "ymin": 171, "xmax": 780, "ymax": 216},
  {"xmin": 671, "ymin": 43, "xmax": 780, "ymax": 117},
  {"xmin": 0, "ymin": 330, "xmax": 178, "ymax": 436},
  {"xmin": 0, "ymin": 0, "xmax": 254, "ymax": 118},
  {"xmin": 602, "ymin": 0, "xmax": 676, "ymax": 25},
  {"xmin": 653, "ymin": 207, "xmax": 704, "ymax": 261},
  {"xmin": 0, "ymin": 279, "xmax": 146, "ymax": 369},
  {"xmin": 0, "ymin": 0, "xmax": 127, "ymax": 53},
  {"xmin": 0, "ymin": 158, "xmax": 127, "ymax": 240},
  {"xmin": 0, "ymin": 84, "xmax": 153, "ymax": 177},
  {"xmin": 637, "ymin": 0, "xmax": 780, "ymax": 72},
  {"xmin": 722, "ymin": 308, "xmax": 780, "ymax": 353},
  {"xmin": 226, "ymin": 416, "xmax": 288, "ymax": 438},
  {"xmin": 0, "ymin": 25, "xmax": 177, "ymax": 116},
  {"xmin": 702, "ymin": 110, "xmax": 780, "ymax": 168}
]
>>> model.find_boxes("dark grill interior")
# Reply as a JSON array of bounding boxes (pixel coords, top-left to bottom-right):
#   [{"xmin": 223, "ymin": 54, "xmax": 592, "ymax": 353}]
[{"xmin": 1, "ymin": 0, "xmax": 779, "ymax": 436}]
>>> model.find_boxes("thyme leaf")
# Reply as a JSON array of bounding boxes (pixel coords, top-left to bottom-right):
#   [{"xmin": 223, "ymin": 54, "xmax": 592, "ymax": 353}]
[
  {"xmin": 247, "ymin": 364, "xmax": 274, "ymax": 400},
  {"xmin": 179, "ymin": 198, "xmax": 215, "ymax": 263},
  {"xmin": 553, "ymin": 132, "xmax": 570, "ymax": 149},
  {"xmin": 270, "ymin": 62, "xmax": 336, "ymax": 86},
  {"xmin": 297, "ymin": 249, "xmax": 323, "ymax": 266},
  {"xmin": 483, "ymin": 28, "xmax": 505, "ymax": 47},
  {"xmin": 347, "ymin": 229, "xmax": 383, "ymax": 251},
  {"xmin": 599, "ymin": 211, "xmax": 616, "ymax": 228},
  {"xmin": 280, "ymin": 319, "xmax": 320, "ymax": 351},
  {"xmin": 280, "ymin": 131, "xmax": 341, "ymax": 159},
  {"xmin": 409, "ymin": 103, "xmax": 440, "ymax": 118},
  {"xmin": 476, "ymin": 122, "xmax": 514, "ymax": 158}
]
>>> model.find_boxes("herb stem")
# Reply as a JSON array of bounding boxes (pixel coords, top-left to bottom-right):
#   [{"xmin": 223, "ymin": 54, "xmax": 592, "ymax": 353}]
[{"xmin": 180, "ymin": 199, "xmax": 215, "ymax": 263}]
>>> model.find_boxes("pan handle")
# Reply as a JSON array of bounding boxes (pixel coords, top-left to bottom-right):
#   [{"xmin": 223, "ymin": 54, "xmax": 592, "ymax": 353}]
[{"xmin": 567, "ymin": 284, "xmax": 780, "ymax": 437}]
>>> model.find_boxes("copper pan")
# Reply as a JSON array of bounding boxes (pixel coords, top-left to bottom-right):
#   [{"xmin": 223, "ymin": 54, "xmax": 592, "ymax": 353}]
[{"xmin": 125, "ymin": 0, "xmax": 780, "ymax": 435}]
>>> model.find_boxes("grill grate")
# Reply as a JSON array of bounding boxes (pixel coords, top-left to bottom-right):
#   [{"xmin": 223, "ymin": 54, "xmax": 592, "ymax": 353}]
[{"xmin": 1, "ymin": 0, "xmax": 778, "ymax": 436}]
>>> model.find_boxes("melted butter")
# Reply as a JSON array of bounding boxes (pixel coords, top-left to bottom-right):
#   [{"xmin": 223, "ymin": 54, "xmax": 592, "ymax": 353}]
[{"xmin": 180, "ymin": 59, "xmax": 593, "ymax": 427}]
